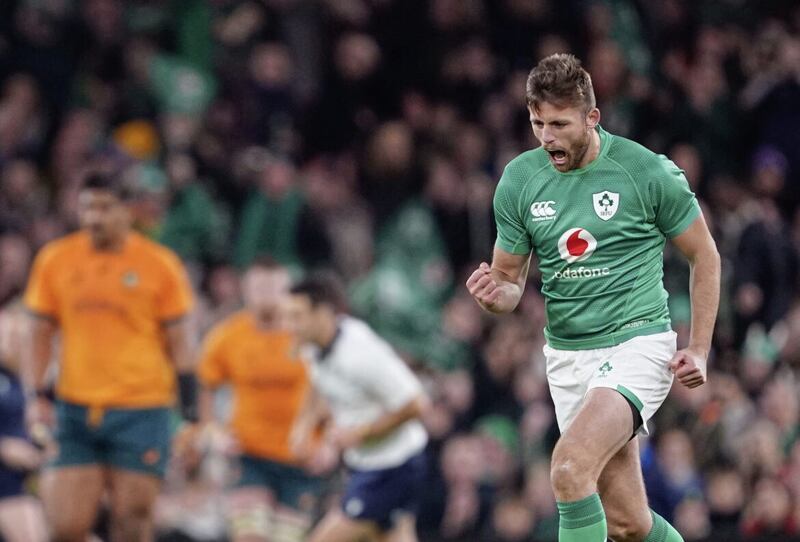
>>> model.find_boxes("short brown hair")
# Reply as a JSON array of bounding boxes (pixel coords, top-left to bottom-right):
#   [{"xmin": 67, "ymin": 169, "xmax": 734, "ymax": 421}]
[
  {"xmin": 82, "ymin": 173, "xmax": 136, "ymax": 202},
  {"xmin": 246, "ymin": 255, "xmax": 286, "ymax": 273},
  {"xmin": 525, "ymin": 53, "xmax": 595, "ymax": 112},
  {"xmin": 290, "ymin": 271, "xmax": 348, "ymax": 313}
]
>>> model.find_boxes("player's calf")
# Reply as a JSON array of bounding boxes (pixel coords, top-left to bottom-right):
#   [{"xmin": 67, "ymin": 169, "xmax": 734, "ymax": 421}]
[
  {"xmin": 606, "ymin": 515, "xmax": 651, "ymax": 542},
  {"xmin": 109, "ymin": 490, "xmax": 157, "ymax": 542},
  {"xmin": 49, "ymin": 526, "xmax": 92, "ymax": 542},
  {"xmin": 110, "ymin": 510, "xmax": 153, "ymax": 542},
  {"xmin": 108, "ymin": 470, "xmax": 160, "ymax": 542},
  {"xmin": 550, "ymin": 441, "xmax": 611, "ymax": 542}
]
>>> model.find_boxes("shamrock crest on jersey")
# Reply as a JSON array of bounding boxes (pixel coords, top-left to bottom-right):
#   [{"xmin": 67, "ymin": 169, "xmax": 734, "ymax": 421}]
[
  {"xmin": 598, "ymin": 361, "xmax": 613, "ymax": 377},
  {"xmin": 592, "ymin": 191, "xmax": 619, "ymax": 221}
]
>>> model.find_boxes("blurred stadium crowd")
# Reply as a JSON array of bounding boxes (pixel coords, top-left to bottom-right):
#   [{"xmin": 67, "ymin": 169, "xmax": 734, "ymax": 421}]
[{"xmin": 1, "ymin": 0, "xmax": 800, "ymax": 540}]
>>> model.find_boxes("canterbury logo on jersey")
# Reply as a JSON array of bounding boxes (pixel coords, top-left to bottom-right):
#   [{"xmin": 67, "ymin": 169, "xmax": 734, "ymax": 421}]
[{"xmin": 530, "ymin": 200, "xmax": 557, "ymax": 222}]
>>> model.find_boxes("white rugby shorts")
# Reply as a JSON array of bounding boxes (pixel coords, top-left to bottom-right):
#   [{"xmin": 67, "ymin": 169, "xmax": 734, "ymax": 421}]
[{"xmin": 543, "ymin": 330, "xmax": 677, "ymax": 436}]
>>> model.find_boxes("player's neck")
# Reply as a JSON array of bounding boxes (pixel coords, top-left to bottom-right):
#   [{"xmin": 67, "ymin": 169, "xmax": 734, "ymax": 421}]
[
  {"xmin": 576, "ymin": 128, "xmax": 601, "ymax": 169},
  {"xmin": 316, "ymin": 318, "xmax": 338, "ymax": 351},
  {"xmin": 253, "ymin": 309, "xmax": 279, "ymax": 329},
  {"xmin": 90, "ymin": 231, "xmax": 128, "ymax": 252}
]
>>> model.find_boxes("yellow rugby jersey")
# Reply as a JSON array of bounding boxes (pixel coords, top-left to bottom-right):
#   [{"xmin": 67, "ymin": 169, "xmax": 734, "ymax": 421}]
[
  {"xmin": 198, "ymin": 311, "xmax": 310, "ymax": 463},
  {"xmin": 24, "ymin": 231, "xmax": 194, "ymax": 407}
]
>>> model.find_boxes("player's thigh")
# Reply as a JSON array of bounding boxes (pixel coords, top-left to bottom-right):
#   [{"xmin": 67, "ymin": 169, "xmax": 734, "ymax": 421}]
[
  {"xmin": 41, "ymin": 465, "xmax": 105, "ymax": 539},
  {"xmin": 598, "ymin": 438, "xmax": 652, "ymax": 541},
  {"xmin": 552, "ymin": 387, "xmax": 636, "ymax": 478},
  {"xmin": 543, "ymin": 344, "xmax": 587, "ymax": 433},
  {"xmin": 588, "ymin": 331, "xmax": 676, "ymax": 437},
  {"xmin": 307, "ymin": 508, "xmax": 380, "ymax": 542},
  {"xmin": 225, "ymin": 486, "xmax": 276, "ymax": 542},
  {"xmin": 381, "ymin": 514, "xmax": 418, "ymax": 542},
  {"xmin": 107, "ymin": 468, "xmax": 161, "ymax": 522},
  {"xmin": 0, "ymin": 495, "xmax": 48, "ymax": 542}
]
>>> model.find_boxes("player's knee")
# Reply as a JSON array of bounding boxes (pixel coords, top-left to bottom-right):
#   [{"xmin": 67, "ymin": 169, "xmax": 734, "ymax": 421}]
[
  {"xmin": 44, "ymin": 504, "xmax": 93, "ymax": 541},
  {"xmin": 607, "ymin": 515, "xmax": 650, "ymax": 542},
  {"xmin": 51, "ymin": 532, "xmax": 85, "ymax": 542},
  {"xmin": 110, "ymin": 497, "xmax": 153, "ymax": 535},
  {"xmin": 46, "ymin": 509, "xmax": 93, "ymax": 542},
  {"xmin": 550, "ymin": 460, "xmax": 582, "ymax": 497},
  {"xmin": 113, "ymin": 498, "xmax": 152, "ymax": 520},
  {"xmin": 50, "ymin": 524, "xmax": 91, "ymax": 542},
  {"xmin": 550, "ymin": 448, "xmax": 596, "ymax": 497}
]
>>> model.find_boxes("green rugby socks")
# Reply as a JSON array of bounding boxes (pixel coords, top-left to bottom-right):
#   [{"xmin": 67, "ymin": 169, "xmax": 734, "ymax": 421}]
[
  {"xmin": 645, "ymin": 509, "xmax": 684, "ymax": 542},
  {"xmin": 557, "ymin": 493, "xmax": 607, "ymax": 541},
  {"xmin": 556, "ymin": 496, "xmax": 683, "ymax": 541}
]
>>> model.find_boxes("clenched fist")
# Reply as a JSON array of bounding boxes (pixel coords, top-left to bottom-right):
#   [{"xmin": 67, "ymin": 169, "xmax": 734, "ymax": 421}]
[
  {"xmin": 466, "ymin": 262, "xmax": 501, "ymax": 310},
  {"xmin": 668, "ymin": 348, "xmax": 708, "ymax": 389}
]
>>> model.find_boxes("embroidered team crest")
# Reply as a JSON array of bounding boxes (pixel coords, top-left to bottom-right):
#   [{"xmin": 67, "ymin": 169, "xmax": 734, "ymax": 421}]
[
  {"xmin": 592, "ymin": 191, "xmax": 619, "ymax": 221},
  {"xmin": 122, "ymin": 270, "xmax": 139, "ymax": 288},
  {"xmin": 598, "ymin": 361, "xmax": 613, "ymax": 377},
  {"xmin": 141, "ymin": 449, "xmax": 161, "ymax": 466}
]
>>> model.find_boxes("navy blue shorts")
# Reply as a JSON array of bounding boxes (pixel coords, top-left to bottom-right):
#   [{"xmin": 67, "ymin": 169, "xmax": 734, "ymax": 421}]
[
  {"xmin": 341, "ymin": 452, "xmax": 427, "ymax": 531},
  {"xmin": 0, "ymin": 468, "xmax": 26, "ymax": 500},
  {"xmin": 0, "ymin": 366, "xmax": 29, "ymax": 499}
]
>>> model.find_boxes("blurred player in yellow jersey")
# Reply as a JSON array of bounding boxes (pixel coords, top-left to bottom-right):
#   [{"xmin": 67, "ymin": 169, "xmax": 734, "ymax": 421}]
[
  {"xmin": 197, "ymin": 259, "xmax": 328, "ymax": 542},
  {"xmin": 23, "ymin": 174, "xmax": 196, "ymax": 542}
]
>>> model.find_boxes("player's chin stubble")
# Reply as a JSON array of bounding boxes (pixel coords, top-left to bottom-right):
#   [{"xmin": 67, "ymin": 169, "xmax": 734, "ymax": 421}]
[{"xmin": 569, "ymin": 133, "xmax": 591, "ymax": 170}]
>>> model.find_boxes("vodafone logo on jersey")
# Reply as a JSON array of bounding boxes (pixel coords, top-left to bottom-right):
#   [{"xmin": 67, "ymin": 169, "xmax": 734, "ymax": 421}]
[{"xmin": 557, "ymin": 228, "xmax": 597, "ymax": 263}]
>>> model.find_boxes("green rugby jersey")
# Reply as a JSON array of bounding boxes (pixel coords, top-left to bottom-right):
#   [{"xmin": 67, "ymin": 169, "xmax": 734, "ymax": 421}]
[{"xmin": 494, "ymin": 126, "xmax": 700, "ymax": 350}]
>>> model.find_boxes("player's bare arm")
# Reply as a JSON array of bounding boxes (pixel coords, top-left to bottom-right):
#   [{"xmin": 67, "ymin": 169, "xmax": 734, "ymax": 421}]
[
  {"xmin": 290, "ymin": 386, "xmax": 328, "ymax": 458},
  {"xmin": 197, "ymin": 384, "xmax": 216, "ymax": 428},
  {"xmin": 22, "ymin": 314, "xmax": 57, "ymax": 434},
  {"xmin": 164, "ymin": 318, "xmax": 200, "ymax": 424},
  {"xmin": 164, "ymin": 318, "xmax": 194, "ymax": 373},
  {"xmin": 172, "ymin": 382, "xmax": 216, "ymax": 467},
  {"xmin": 668, "ymin": 213, "xmax": 721, "ymax": 389},
  {"xmin": 330, "ymin": 393, "xmax": 429, "ymax": 450},
  {"xmin": 466, "ymin": 246, "xmax": 531, "ymax": 314}
]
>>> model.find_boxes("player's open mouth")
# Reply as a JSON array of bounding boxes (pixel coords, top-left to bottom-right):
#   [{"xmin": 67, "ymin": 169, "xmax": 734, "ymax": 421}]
[{"xmin": 547, "ymin": 149, "xmax": 568, "ymax": 167}]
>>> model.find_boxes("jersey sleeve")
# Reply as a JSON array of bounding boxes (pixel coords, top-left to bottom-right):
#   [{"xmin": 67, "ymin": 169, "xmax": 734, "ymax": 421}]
[
  {"xmin": 493, "ymin": 165, "xmax": 532, "ymax": 255},
  {"xmin": 23, "ymin": 246, "xmax": 59, "ymax": 318},
  {"xmin": 650, "ymin": 155, "xmax": 701, "ymax": 238},
  {"xmin": 197, "ymin": 324, "xmax": 229, "ymax": 387},
  {"xmin": 351, "ymin": 343, "xmax": 423, "ymax": 411},
  {"xmin": 157, "ymin": 250, "xmax": 194, "ymax": 321}
]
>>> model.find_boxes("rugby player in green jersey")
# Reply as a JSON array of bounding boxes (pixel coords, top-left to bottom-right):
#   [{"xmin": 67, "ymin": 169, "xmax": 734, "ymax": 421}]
[{"xmin": 466, "ymin": 54, "xmax": 720, "ymax": 542}]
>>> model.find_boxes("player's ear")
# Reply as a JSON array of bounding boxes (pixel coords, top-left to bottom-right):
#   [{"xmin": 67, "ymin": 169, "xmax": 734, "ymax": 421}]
[
  {"xmin": 586, "ymin": 107, "xmax": 601, "ymax": 130},
  {"xmin": 119, "ymin": 203, "xmax": 133, "ymax": 221}
]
